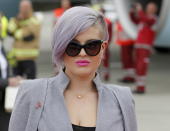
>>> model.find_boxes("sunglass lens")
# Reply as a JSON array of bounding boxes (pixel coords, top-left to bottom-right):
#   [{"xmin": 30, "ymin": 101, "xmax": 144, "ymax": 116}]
[
  {"xmin": 66, "ymin": 42, "xmax": 81, "ymax": 56},
  {"xmin": 85, "ymin": 40, "xmax": 102, "ymax": 56}
]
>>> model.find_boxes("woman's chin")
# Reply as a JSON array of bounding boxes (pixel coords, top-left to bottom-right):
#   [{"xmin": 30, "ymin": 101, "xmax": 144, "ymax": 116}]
[{"xmin": 74, "ymin": 67, "xmax": 95, "ymax": 77}]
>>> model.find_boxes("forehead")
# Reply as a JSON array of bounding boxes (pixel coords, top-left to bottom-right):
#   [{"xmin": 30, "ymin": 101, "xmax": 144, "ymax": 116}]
[
  {"xmin": 74, "ymin": 26, "xmax": 103, "ymax": 43},
  {"xmin": 20, "ymin": 1, "xmax": 31, "ymax": 7},
  {"xmin": 62, "ymin": 0, "xmax": 70, "ymax": 3},
  {"xmin": 147, "ymin": 3, "xmax": 157, "ymax": 8},
  {"xmin": 62, "ymin": 0, "xmax": 70, "ymax": 4}
]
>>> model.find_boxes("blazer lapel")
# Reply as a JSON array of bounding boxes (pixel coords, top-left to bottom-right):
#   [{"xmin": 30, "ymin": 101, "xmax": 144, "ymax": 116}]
[
  {"xmin": 95, "ymin": 88, "xmax": 125, "ymax": 131},
  {"xmin": 112, "ymin": 88, "xmax": 138, "ymax": 131},
  {"xmin": 25, "ymin": 79, "xmax": 48, "ymax": 131},
  {"xmin": 46, "ymin": 73, "xmax": 73, "ymax": 131},
  {"xmin": 95, "ymin": 89, "xmax": 105, "ymax": 131}
]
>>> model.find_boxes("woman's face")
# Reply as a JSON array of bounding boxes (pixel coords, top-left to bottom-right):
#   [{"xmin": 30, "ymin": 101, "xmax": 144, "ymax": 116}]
[
  {"xmin": 63, "ymin": 26, "xmax": 108, "ymax": 77},
  {"xmin": 61, "ymin": 0, "xmax": 71, "ymax": 9},
  {"xmin": 19, "ymin": 1, "xmax": 32, "ymax": 19},
  {"xmin": 146, "ymin": 3, "xmax": 157, "ymax": 15}
]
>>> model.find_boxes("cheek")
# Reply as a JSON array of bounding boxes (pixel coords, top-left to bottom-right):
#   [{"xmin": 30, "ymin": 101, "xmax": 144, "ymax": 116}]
[
  {"xmin": 91, "ymin": 52, "xmax": 103, "ymax": 67},
  {"xmin": 63, "ymin": 54, "xmax": 75, "ymax": 67}
]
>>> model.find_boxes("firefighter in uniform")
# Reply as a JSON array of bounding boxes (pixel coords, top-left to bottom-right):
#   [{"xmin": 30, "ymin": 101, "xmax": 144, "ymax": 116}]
[
  {"xmin": 8, "ymin": 0, "xmax": 41, "ymax": 79},
  {"xmin": 133, "ymin": 2, "xmax": 158, "ymax": 93}
]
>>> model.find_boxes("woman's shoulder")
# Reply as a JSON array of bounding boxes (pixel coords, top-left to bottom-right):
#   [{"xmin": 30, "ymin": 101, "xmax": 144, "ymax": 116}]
[
  {"xmin": 9, "ymin": 78, "xmax": 49, "ymax": 131},
  {"xmin": 103, "ymin": 83, "xmax": 131, "ymax": 94},
  {"xmin": 16, "ymin": 78, "xmax": 49, "ymax": 102},
  {"xmin": 102, "ymin": 83, "xmax": 134, "ymax": 101},
  {"xmin": 20, "ymin": 78, "xmax": 48, "ymax": 92},
  {"xmin": 102, "ymin": 84, "xmax": 137, "ymax": 131}
]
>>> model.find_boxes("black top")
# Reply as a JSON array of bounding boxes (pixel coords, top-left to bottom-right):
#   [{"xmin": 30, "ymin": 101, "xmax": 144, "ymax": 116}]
[
  {"xmin": 72, "ymin": 124, "xmax": 96, "ymax": 131},
  {"xmin": 37, "ymin": 124, "xmax": 96, "ymax": 131}
]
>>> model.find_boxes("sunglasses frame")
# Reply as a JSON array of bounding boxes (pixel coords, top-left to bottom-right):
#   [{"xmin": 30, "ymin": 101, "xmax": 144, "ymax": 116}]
[{"xmin": 65, "ymin": 40, "xmax": 104, "ymax": 57}]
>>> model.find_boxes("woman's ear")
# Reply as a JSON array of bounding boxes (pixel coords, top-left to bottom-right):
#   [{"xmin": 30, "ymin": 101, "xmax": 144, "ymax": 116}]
[
  {"xmin": 101, "ymin": 41, "xmax": 108, "ymax": 51},
  {"xmin": 100, "ymin": 41, "xmax": 108, "ymax": 59}
]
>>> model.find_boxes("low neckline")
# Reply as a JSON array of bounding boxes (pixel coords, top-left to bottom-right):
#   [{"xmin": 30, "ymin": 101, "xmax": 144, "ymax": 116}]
[{"xmin": 72, "ymin": 123, "xmax": 96, "ymax": 128}]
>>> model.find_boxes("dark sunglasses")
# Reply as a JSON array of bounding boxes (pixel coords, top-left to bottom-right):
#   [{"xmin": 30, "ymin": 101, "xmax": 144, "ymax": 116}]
[{"xmin": 65, "ymin": 40, "xmax": 104, "ymax": 57}]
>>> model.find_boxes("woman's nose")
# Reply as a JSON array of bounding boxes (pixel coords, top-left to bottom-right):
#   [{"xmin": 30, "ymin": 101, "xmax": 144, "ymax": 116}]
[{"xmin": 79, "ymin": 48, "xmax": 87, "ymax": 56}]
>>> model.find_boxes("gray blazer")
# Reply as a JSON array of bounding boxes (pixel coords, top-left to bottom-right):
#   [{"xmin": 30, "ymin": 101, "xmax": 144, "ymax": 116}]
[{"xmin": 9, "ymin": 71, "xmax": 137, "ymax": 131}]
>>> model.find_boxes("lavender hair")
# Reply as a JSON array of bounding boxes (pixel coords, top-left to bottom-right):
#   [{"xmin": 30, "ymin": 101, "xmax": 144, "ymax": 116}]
[{"xmin": 52, "ymin": 6, "xmax": 109, "ymax": 72}]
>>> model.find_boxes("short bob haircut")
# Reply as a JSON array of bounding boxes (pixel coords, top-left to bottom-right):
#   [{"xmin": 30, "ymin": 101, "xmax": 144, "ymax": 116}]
[{"xmin": 52, "ymin": 6, "xmax": 109, "ymax": 72}]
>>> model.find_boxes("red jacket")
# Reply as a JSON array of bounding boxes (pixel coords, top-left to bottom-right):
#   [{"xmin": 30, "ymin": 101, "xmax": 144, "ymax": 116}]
[
  {"xmin": 53, "ymin": 8, "xmax": 65, "ymax": 18},
  {"xmin": 135, "ymin": 11, "xmax": 157, "ymax": 45},
  {"xmin": 115, "ymin": 21, "xmax": 135, "ymax": 46}
]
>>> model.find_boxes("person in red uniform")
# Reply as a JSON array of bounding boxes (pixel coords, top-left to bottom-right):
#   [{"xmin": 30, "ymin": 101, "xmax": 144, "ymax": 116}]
[
  {"xmin": 100, "ymin": 8, "xmax": 113, "ymax": 81},
  {"xmin": 133, "ymin": 2, "xmax": 158, "ymax": 93},
  {"xmin": 53, "ymin": 0, "xmax": 71, "ymax": 23},
  {"xmin": 115, "ymin": 21, "xmax": 135, "ymax": 83},
  {"xmin": 115, "ymin": 6, "xmax": 139, "ymax": 83}
]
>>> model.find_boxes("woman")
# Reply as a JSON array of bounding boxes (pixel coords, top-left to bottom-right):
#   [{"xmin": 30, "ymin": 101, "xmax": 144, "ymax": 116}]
[{"xmin": 9, "ymin": 7, "xmax": 137, "ymax": 131}]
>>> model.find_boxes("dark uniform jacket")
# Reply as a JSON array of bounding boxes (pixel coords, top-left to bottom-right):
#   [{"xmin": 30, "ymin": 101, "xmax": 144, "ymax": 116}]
[{"xmin": 0, "ymin": 45, "xmax": 10, "ymax": 131}]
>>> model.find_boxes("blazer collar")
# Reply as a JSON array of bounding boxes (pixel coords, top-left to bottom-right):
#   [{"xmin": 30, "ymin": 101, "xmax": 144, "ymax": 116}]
[{"xmin": 56, "ymin": 70, "xmax": 103, "ymax": 93}]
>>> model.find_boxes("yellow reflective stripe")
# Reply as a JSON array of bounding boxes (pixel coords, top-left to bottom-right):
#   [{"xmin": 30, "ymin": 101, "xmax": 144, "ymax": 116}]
[
  {"xmin": 14, "ymin": 29, "xmax": 23, "ymax": 40},
  {"xmin": 7, "ymin": 49, "xmax": 15, "ymax": 58},
  {"xmin": 19, "ymin": 17, "xmax": 40, "ymax": 26},
  {"xmin": 30, "ymin": 17, "xmax": 40, "ymax": 25},
  {"xmin": 7, "ymin": 49, "xmax": 17, "ymax": 66},
  {"xmin": 19, "ymin": 19, "xmax": 30, "ymax": 25},
  {"xmin": 8, "ymin": 18, "xmax": 17, "ymax": 33},
  {"xmin": 1, "ymin": 16, "xmax": 8, "ymax": 38},
  {"xmin": 91, "ymin": 4, "xmax": 101, "ymax": 11},
  {"xmin": 13, "ymin": 49, "xmax": 39, "ymax": 57}
]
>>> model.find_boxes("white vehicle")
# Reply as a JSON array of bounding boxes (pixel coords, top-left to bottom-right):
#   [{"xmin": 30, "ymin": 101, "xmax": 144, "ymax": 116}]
[
  {"xmin": 102, "ymin": 1, "xmax": 118, "ymax": 22},
  {"xmin": 114, "ymin": 0, "xmax": 170, "ymax": 52}
]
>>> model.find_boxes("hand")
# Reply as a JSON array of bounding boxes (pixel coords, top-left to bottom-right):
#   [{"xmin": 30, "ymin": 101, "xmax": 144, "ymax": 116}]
[
  {"xmin": 8, "ymin": 76, "xmax": 23, "ymax": 87},
  {"xmin": 16, "ymin": 76, "xmax": 25, "ymax": 81}
]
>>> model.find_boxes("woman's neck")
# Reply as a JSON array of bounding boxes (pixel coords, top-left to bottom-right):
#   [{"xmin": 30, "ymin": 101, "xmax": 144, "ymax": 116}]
[{"xmin": 65, "ymin": 69, "xmax": 96, "ymax": 93}]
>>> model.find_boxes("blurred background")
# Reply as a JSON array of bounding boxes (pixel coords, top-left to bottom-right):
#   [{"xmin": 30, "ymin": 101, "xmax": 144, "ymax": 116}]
[{"xmin": 0, "ymin": 0, "xmax": 170, "ymax": 131}]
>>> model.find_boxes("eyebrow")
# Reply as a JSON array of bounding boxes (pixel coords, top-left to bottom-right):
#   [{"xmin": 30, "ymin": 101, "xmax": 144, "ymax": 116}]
[{"xmin": 72, "ymin": 39, "xmax": 100, "ymax": 44}]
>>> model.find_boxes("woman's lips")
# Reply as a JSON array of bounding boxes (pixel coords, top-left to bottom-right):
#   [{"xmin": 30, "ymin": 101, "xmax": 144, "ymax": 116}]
[{"xmin": 75, "ymin": 60, "xmax": 90, "ymax": 66}]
